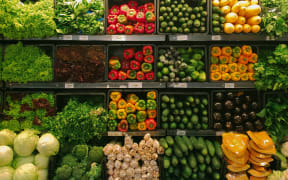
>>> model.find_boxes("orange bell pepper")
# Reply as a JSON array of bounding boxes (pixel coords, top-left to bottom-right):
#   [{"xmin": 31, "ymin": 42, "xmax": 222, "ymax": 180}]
[
  {"xmin": 240, "ymin": 73, "xmax": 249, "ymax": 81},
  {"xmin": 211, "ymin": 46, "xmax": 221, "ymax": 56},
  {"xmin": 109, "ymin": 101, "xmax": 118, "ymax": 110},
  {"xmin": 248, "ymin": 73, "xmax": 256, "ymax": 81},
  {"xmin": 231, "ymin": 72, "xmax": 241, "ymax": 81},
  {"xmin": 248, "ymin": 64, "xmax": 254, "ymax": 72},
  {"xmin": 210, "ymin": 72, "xmax": 222, "ymax": 81},
  {"xmin": 147, "ymin": 109, "xmax": 157, "ymax": 118},
  {"xmin": 241, "ymin": 45, "xmax": 252, "ymax": 56},
  {"xmin": 238, "ymin": 55, "xmax": 249, "ymax": 64},
  {"xmin": 238, "ymin": 64, "xmax": 247, "ymax": 73},
  {"xmin": 222, "ymin": 73, "xmax": 231, "ymax": 81},
  {"xmin": 228, "ymin": 56, "xmax": 237, "ymax": 64},
  {"xmin": 219, "ymin": 64, "xmax": 229, "ymax": 73},
  {"xmin": 228, "ymin": 63, "xmax": 238, "ymax": 73},
  {"xmin": 249, "ymin": 53, "xmax": 258, "ymax": 63},
  {"xmin": 210, "ymin": 64, "xmax": 219, "ymax": 73},
  {"xmin": 117, "ymin": 99, "xmax": 127, "ymax": 109},
  {"xmin": 147, "ymin": 91, "xmax": 156, "ymax": 100},
  {"xmin": 126, "ymin": 94, "xmax": 139, "ymax": 105},
  {"xmin": 126, "ymin": 103, "xmax": 136, "ymax": 113},
  {"xmin": 110, "ymin": 92, "xmax": 122, "ymax": 102},
  {"xmin": 137, "ymin": 122, "xmax": 147, "ymax": 131},
  {"xmin": 219, "ymin": 56, "xmax": 229, "ymax": 64},
  {"xmin": 222, "ymin": 132, "xmax": 249, "ymax": 157},
  {"xmin": 222, "ymin": 46, "xmax": 233, "ymax": 56}
]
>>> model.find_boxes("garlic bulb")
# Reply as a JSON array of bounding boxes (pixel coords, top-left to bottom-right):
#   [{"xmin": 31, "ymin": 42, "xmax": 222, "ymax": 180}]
[
  {"xmin": 117, "ymin": 153, "xmax": 124, "ymax": 161},
  {"xmin": 115, "ymin": 160, "xmax": 122, "ymax": 169},
  {"xmin": 119, "ymin": 169, "xmax": 126, "ymax": 178},
  {"xmin": 107, "ymin": 168, "xmax": 114, "ymax": 176},
  {"xmin": 124, "ymin": 154, "xmax": 131, "ymax": 162},
  {"xmin": 107, "ymin": 160, "xmax": 114, "ymax": 169},
  {"xmin": 121, "ymin": 161, "xmax": 129, "ymax": 170},
  {"xmin": 135, "ymin": 167, "xmax": 141, "ymax": 174},
  {"xmin": 152, "ymin": 153, "xmax": 158, "ymax": 160},
  {"xmin": 108, "ymin": 154, "xmax": 117, "ymax": 161},
  {"xmin": 150, "ymin": 160, "xmax": 157, "ymax": 166},
  {"xmin": 104, "ymin": 144, "xmax": 114, "ymax": 155},
  {"xmin": 126, "ymin": 167, "xmax": 135, "ymax": 177},
  {"xmin": 113, "ymin": 144, "xmax": 121, "ymax": 154},
  {"xmin": 144, "ymin": 133, "xmax": 151, "ymax": 141}
]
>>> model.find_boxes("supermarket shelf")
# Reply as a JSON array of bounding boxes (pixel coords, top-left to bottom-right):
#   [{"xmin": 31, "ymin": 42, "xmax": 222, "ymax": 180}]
[
  {"xmin": 167, "ymin": 129, "xmax": 218, "ymax": 136},
  {"xmin": 106, "ymin": 129, "xmax": 166, "ymax": 137},
  {"xmin": 167, "ymin": 82, "xmax": 256, "ymax": 88}
]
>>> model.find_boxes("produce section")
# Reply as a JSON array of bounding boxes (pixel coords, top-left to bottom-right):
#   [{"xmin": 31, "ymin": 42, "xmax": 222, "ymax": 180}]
[{"xmin": 0, "ymin": 0, "xmax": 288, "ymax": 180}]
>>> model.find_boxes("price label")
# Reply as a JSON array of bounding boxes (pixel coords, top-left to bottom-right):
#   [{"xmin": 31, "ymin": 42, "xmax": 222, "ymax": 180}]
[
  {"xmin": 65, "ymin": 83, "xmax": 74, "ymax": 88},
  {"xmin": 176, "ymin": 130, "xmax": 186, "ymax": 136},
  {"xmin": 128, "ymin": 82, "xmax": 142, "ymax": 88},
  {"xmin": 79, "ymin": 35, "xmax": 88, "ymax": 40},
  {"xmin": 119, "ymin": 85, "xmax": 127, "ymax": 88},
  {"xmin": 212, "ymin": 35, "xmax": 221, "ymax": 40},
  {"xmin": 106, "ymin": 84, "xmax": 110, "ymax": 88},
  {"xmin": 112, "ymin": 35, "xmax": 126, "ymax": 41},
  {"xmin": 63, "ymin": 35, "xmax": 72, "ymax": 40},
  {"xmin": 216, "ymin": 131, "xmax": 224, "ymax": 136},
  {"xmin": 108, "ymin": 131, "xmax": 122, "ymax": 136},
  {"xmin": 225, "ymin": 83, "xmax": 235, "ymax": 88},
  {"xmin": 173, "ymin": 83, "xmax": 187, "ymax": 88},
  {"xmin": 177, "ymin": 35, "xmax": 188, "ymax": 41}
]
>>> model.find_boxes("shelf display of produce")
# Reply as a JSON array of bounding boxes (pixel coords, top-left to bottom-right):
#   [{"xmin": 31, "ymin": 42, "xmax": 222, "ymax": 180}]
[{"xmin": 0, "ymin": 0, "xmax": 288, "ymax": 179}]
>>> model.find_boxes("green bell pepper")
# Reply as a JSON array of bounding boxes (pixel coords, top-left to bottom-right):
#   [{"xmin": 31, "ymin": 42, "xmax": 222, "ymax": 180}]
[{"xmin": 147, "ymin": 100, "xmax": 157, "ymax": 110}]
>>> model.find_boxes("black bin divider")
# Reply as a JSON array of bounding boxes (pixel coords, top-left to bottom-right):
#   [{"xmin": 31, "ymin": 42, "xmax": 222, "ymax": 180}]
[
  {"xmin": 106, "ymin": 44, "xmax": 157, "ymax": 81},
  {"xmin": 208, "ymin": 44, "xmax": 259, "ymax": 82},
  {"xmin": 107, "ymin": 89, "xmax": 159, "ymax": 131}
]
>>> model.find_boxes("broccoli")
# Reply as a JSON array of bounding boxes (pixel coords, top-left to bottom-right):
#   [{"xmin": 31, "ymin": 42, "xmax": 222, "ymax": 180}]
[
  {"xmin": 56, "ymin": 165, "xmax": 72, "ymax": 180},
  {"xmin": 86, "ymin": 162, "xmax": 101, "ymax": 180},
  {"xmin": 72, "ymin": 162, "xmax": 87, "ymax": 180},
  {"xmin": 61, "ymin": 154, "xmax": 78, "ymax": 167},
  {"xmin": 88, "ymin": 146, "xmax": 104, "ymax": 163},
  {"xmin": 72, "ymin": 145, "xmax": 89, "ymax": 160}
]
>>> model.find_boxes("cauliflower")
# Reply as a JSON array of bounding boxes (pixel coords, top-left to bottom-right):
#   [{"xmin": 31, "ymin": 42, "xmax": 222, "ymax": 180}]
[
  {"xmin": 281, "ymin": 141, "xmax": 288, "ymax": 157},
  {"xmin": 56, "ymin": 165, "xmax": 72, "ymax": 180},
  {"xmin": 72, "ymin": 145, "xmax": 89, "ymax": 160},
  {"xmin": 61, "ymin": 154, "xmax": 78, "ymax": 167},
  {"xmin": 88, "ymin": 146, "xmax": 104, "ymax": 163}
]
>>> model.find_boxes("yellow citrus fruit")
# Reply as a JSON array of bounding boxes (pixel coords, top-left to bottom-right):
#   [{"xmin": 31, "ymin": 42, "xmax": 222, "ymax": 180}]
[
  {"xmin": 229, "ymin": 0, "xmax": 238, "ymax": 6},
  {"xmin": 250, "ymin": 0, "xmax": 259, "ymax": 5},
  {"xmin": 247, "ymin": 16, "xmax": 261, "ymax": 25},
  {"xmin": 238, "ymin": 1, "xmax": 250, "ymax": 7},
  {"xmin": 213, "ymin": 0, "xmax": 220, "ymax": 6},
  {"xmin": 236, "ymin": 16, "xmax": 246, "ymax": 24},
  {"xmin": 231, "ymin": 2, "xmax": 241, "ymax": 13},
  {"xmin": 251, "ymin": 25, "xmax": 261, "ymax": 33},
  {"xmin": 239, "ymin": 6, "xmax": 246, "ymax": 16},
  {"xmin": 221, "ymin": 6, "xmax": 231, "ymax": 14},
  {"xmin": 220, "ymin": 0, "xmax": 230, "ymax": 7},
  {"xmin": 234, "ymin": 24, "xmax": 243, "ymax": 33},
  {"xmin": 243, "ymin": 24, "xmax": 251, "ymax": 33},
  {"xmin": 225, "ymin": 12, "xmax": 239, "ymax": 23},
  {"xmin": 224, "ymin": 23, "xmax": 235, "ymax": 34},
  {"xmin": 245, "ymin": 5, "xmax": 261, "ymax": 18}
]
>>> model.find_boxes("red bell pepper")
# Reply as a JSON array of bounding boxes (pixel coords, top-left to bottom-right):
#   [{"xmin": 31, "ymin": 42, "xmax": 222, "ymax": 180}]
[
  {"xmin": 143, "ymin": 45, "xmax": 153, "ymax": 56},
  {"xmin": 136, "ymin": 12, "xmax": 145, "ymax": 23},
  {"xmin": 125, "ymin": 25, "xmax": 134, "ymax": 35},
  {"xmin": 116, "ymin": 23, "xmax": 125, "ymax": 34},
  {"xmin": 117, "ymin": 14, "xmax": 127, "ymax": 24},
  {"xmin": 107, "ymin": 15, "xmax": 117, "ymax": 24},
  {"xmin": 128, "ymin": 1, "xmax": 138, "ymax": 9},
  {"xmin": 120, "ymin": 4, "xmax": 129, "ymax": 15},
  {"xmin": 144, "ymin": 55, "xmax": 154, "ymax": 63},
  {"xmin": 118, "ymin": 71, "xmax": 127, "ymax": 80},
  {"xmin": 127, "ymin": 70, "xmax": 137, "ymax": 79},
  {"xmin": 145, "ymin": 23, "xmax": 155, "ymax": 34},
  {"xmin": 107, "ymin": 24, "xmax": 117, "ymax": 35},
  {"xmin": 134, "ymin": 23, "xmax": 145, "ymax": 34},
  {"xmin": 145, "ymin": 72, "xmax": 154, "ymax": 80},
  {"xmin": 136, "ymin": 71, "xmax": 145, "ymax": 80},
  {"xmin": 145, "ymin": 11, "xmax": 155, "ymax": 22},
  {"xmin": 137, "ymin": 5, "xmax": 145, "ymax": 13},
  {"xmin": 130, "ymin": 60, "xmax": 140, "ymax": 70},
  {"xmin": 110, "ymin": 5, "xmax": 120, "ymax": 15},
  {"xmin": 144, "ymin": 3, "xmax": 155, "ymax": 12},
  {"xmin": 118, "ymin": 120, "xmax": 128, "ymax": 132},
  {"xmin": 108, "ymin": 70, "xmax": 118, "ymax": 80},
  {"xmin": 121, "ymin": 59, "xmax": 130, "ymax": 71},
  {"xmin": 123, "ymin": 48, "xmax": 134, "ymax": 60},
  {"xmin": 145, "ymin": 118, "xmax": 157, "ymax": 130},
  {"xmin": 127, "ymin": 9, "xmax": 137, "ymax": 21},
  {"xmin": 134, "ymin": 51, "xmax": 143, "ymax": 62}
]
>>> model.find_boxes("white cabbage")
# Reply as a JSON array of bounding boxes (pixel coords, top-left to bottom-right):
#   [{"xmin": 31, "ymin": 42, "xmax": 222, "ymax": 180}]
[
  {"xmin": 12, "ymin": 155, "xmax": 35, "ymax": 169},
  {"xmin": 36, "ymin": 133, "xmax": 59, "ymax": 157},
  {"xmin": 0, "ymin": 129, "xmax": 16, "ymax": 146},
  {"xmin": 0, "ymin": 146, "xmax": 13, "ymax": 166},
  {"xmin": 14, "ymin": 130, "xmax": 39, "ymax": 157},
  {"xmin": 0, "ymin": 166, "xmax": 14, "ymax": 180},
  {"xmin": 13, "ymin": 163, "xmax": 38, "ymax": 180},
  {"xmin": 34, "ymin": 154, "xmax": 49, "ymax": 169}
]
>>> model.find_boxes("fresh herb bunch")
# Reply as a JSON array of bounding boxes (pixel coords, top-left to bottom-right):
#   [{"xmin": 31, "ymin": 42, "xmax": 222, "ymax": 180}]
[
  {"xmin": 254, "ymin": 44, "xmax": 288, "ymax": 91},
  {"xmin": 0, "ymin": 0, "xmax": 56, "ymax": 39},
  {"xmin": 2, "ymin": 42, "xmax": 53, "ymax": 83},
  {"xmin": 45, "ymin": 98, "xmax": 107, "ymax": 144},
  {"xmin": 1, "ymin": 93, "xmax": 55, "ymax": 131},
  {"xmin": 55, "ymin": 0, "xmax": 104, "ymax": 34}
]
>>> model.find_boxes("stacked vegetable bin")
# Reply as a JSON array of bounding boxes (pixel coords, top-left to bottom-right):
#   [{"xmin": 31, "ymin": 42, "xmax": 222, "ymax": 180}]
[{"xmin": 0, "ymin": 0, "xmax": 287, "ymax": 179}]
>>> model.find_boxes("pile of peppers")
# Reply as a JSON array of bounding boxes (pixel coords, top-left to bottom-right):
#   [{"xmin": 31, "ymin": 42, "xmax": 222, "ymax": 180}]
[
  {"xmin": 108, "ymin": 91, "xmax": 157, "ymax": 132},
  {"xmin": 108, "ymin": 46, "xmax": 154, "ymax": 81},
  {"xmin": 107, "ymin": 1, "xmax": 155, "ymax": 34}
]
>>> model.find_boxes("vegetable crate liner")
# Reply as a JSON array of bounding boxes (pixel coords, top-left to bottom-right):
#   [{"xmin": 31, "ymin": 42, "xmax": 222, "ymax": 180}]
[
  {"xmin": 208, "ymin": 44, "xmax": 259, "ymax": 82},
  {"xmin": 107, "ymin": 89, "xmax": 159, "ymax": 131},
  {"xmin": 105, "ymin": 0, "xmax": 157, "ymax": 34},
  {"xmin": 159, "ymin": 91, "xmax": 211, "ymax": 130},
  {"xmin": 54, "ymin": 45, "xmax": 106, "ymax": 83},
  {"xmin": 106, "ymin": 44, "xmax": 157, "ymax": 81},
  {"xmin": 210, "ymin": 89, "xmax": 263, "ymax": 133},
  {"xmin": 157, "ymin": 0, "xmax": 209, "ymax": 34},
  {"xmin": 3, "ymin": 43, "xmax": 54, "ymax": 83},
  {"xmin": 157, "ymin": 45, "xmax": 208, "ymax": 82}
]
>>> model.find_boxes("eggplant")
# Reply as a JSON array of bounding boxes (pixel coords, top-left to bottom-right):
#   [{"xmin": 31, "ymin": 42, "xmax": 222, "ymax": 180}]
[
  {"xmin": 224, "ymin": 112, "xmax": 232, "ymax": 121},
  {"xmin": 241, "ymin": 113, "xmax": 249, "ymax": 121},
  {"xmin": 251, "ymin": 102, "xmax": 258, "ymax": 110},
  {"xmin": 213, "ymin": 112, "xmax": 222, "ymax": 122},
  {"xmin": 234, "ymin": 97, "xmax": 241, "ymax": 106},
  {"xmin": 225, "ymin": 100, "xmax": 234, "ymax": 110},
  {"xmin": 225, "ymin": 121, "xmax": 233, "ymax": 131},
  {"xmin": 249, "ymin": 111, "xmax": 257, "ymax": 120},
  {"xmin": 235, "ymin": 125, "xmax": 244, "ymax": 132},
  {"xmin": 215, "ymin": 92, "xmax": 224, "ymax": 102},
  {"xmin": 214, "ymin": 102, "xmax": 222, "ymax": 111},
  {"xmin": 245, "ymin": 95, "xmax": 251, "ymax": 103},
  {"xmin": 227, "ymin": 92, "xmax": 234, "ymax": 100},
  {"xmin": 245, "ymin": 121, "xmax": 254, "ymax": 131},
  {"xmin": 255, "ymin": 119, "xmax": 264, "ymax": 130},
  {"xmin": 234, "ymin": 115, "xmax": 242, "ymax": 124},
  {"xmin": 242, "ymin": 104, "xmax": 248, "ymax": 111},
  {"xmin": 214, "ymin": 123, "xmax": 222, "ymax": 130},
  {"xmin": 235, "ymin": 107, "xmax": 241, "ymax": 115}
]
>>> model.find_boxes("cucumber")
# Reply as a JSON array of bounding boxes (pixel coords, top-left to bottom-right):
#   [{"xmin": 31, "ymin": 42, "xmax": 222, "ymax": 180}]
[
  {"xmin": 182, "ymin": 136, "xmax": 193, "ymax": 151},
  {"xmin": 159, "ymin": 138, "xmax": 169, "ymax": 149},
  {"xmin": 175, "ymin": 136, "xmax": 188, "ymax": 154},
  {"xmin": 206, "ymin": 139, "xmax": 216, "ymax": 156},
  {"xmin": 199, "ymin": 163, "xmax": 206, "ymax": 172},
  {"xmin": 205, "ymin": 155, "xmax": 211, "ymax": 165},
  {"xmin": 195, "ymin": 137, "xmax": 205, "ymax": 150},
  {"xmin": 165, "ymin": 147, "xmax": 173, "ymax": 156},
  {"xmin": 214, "ymin": 141, "xmax": 224, "ymax": 158},
  {"xmin": 212, "ymin": 157, "xmax": 221, "ymax": 170},
  {"xmin": 174, "ymin": 144, "xmax": 183, "ymax": 158},
  {"xmin": 166, "ymin": 136, "xmax": 174, "ymax": 146},
  {"xmin": 188, "ymin": 154, "xmax": 197, "ymax": 168},
  {"xmin": 196, "ymin": 153, "xmax": 205, "ymax": 164},
  {"xmin": 180, "ymin": 157, "xmax": 187, "ymax": 166},
  {"xmin": 164, "ymin": 156, "xmax": 170, "ymax": 169},
  {"xmin": 213, "ymin": 172, "xmax": 221, "ymax": 180},
  {"xmin": 171, "ymin": 155, "xmax": 178, "ymax": 167}
]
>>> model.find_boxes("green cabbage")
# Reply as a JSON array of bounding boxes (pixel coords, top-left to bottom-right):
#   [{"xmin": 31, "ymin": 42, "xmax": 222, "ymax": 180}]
[
  {"xmin": 36, "ymin": 133, "xmax": 59, "ymax": 157},
  {"xmin": 0, "ymin": 146, "xmax": 13, "ymax": 166},
  {"xmin": 0, "ymin": 166, "xmax": 14, "ymax": 180},
  {"xmin": 14, "ymin": 163, "xmax": 38, "ymax": 180},
  {"xmin": 12, "ymin": 155, "xmax": 35, "ymax": 169},
  {"xmin": 0, "ymin": 129, "xmax": 16, "ymax": 146},
  {"xmin": 34, "ymin": 154, "xmax": 49, "ymax": 170},
  {"xmin": 14, "ymin": 130, "xmax": 39, "ymax": 156}
]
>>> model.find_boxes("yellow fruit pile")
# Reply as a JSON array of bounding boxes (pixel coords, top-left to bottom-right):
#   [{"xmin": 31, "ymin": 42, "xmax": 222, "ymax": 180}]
[{"xmin": 212, "ymin": 0, "xmax": 262, "ymax": 34}]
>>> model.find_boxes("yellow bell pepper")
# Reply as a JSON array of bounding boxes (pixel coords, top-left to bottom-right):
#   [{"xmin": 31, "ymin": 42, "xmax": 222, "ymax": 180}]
[
  {"xmin": 126, "ymin": 103, "xmax": 136, "ymax": 113},
  {"xmin": 126, "ymin": 94, "xmax": 139, "ymax": 105},
  {"xmin": 110, "ymin": 92, "xmax": 122, "ymax": 102},
  {"xmin": 222, "ymin": 73, "xmax": 231, "ymax": 81},
  {"xmin": 238, "ymin": 64, "xmax": 247, "ymax": 73},
  {"xmin": 117, "ymin": 99, "xmax": 127, "ymax": 109},
  {"xmin": 231, "ymin": 72, "xmax": 241, "ymax": 81},
  {"xmin": 117, "ymin": 109, "xmax": 127, "ymax": 119},
  {"xmin": 109, "ymin": 101, "xmax": 117, "ymax": 110},
  {"xmin": 228, "ymin": 63, "xmax": 237, "ymax": 73},
  {"xmin": 240, "ymin": 73, "xmax": 249, "ymax": 81},
  {"xmin": 210, "ymin": 64, "xmax": 219, "ymax": 73}
]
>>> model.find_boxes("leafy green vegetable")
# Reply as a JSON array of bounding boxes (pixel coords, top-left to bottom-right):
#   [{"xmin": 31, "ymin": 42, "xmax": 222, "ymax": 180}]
[{"xmin": 2, "ymin": 42, "xmax": 53, "ymax": 83}]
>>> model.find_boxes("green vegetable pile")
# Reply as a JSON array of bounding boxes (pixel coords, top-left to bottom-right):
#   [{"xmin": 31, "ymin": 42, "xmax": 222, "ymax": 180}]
[
  {"xmin": 54, "ymin": 144, "xmax": 103, "ymax": 180},
  {"xmin": 45, "ymin": 98, "xmax": 107, "ymax": 144},
  {"xmin": 159, "ymin": 0, "xmax": 207, "ymax": 33},
  {"xmin": 160, "ymin": 136, "xmax": 223, "ymax": 180},
  {"xmin": 55, "ymin": 0, "xmax": 104, "ymax": 34},
  {"xmin": 1, "ymin": 92, "xmax": 55, "ymax": 131},
  {"xmin": 160, "ymin": 94, "xmax": 209, "ymax": 130},
  {"xmin": 2, "ymin": 42, "xmax": 53, "ymax": 83},
  {"xmin": 254, "ymin": 44, "xmax": 288, "ymax": 91},
  {"xmin": 0, "ymin": 0, "xmax": 56, "ymax": 39},
  {"xmin": 157, "ymin": 47, "xmax": 206, "ymax": 82},
  {"xmin": 261, "ymin": 0, "xmax": 288, "ymax": 39}
]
